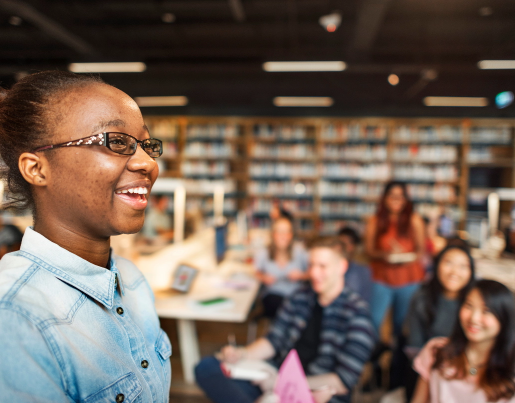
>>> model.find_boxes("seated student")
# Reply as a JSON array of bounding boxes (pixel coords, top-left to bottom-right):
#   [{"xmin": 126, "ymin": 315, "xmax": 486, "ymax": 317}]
[
  {"xmin": 195, "ymin": 237, "xmax": 376, "ymax": 403},
  {"xmin": 0, "ymin": 216, "xmax": 23, "ymax": 258},
  {"xmin": 338, "ymin": 226, "xmax": 373, "ymax": 304},
  {"xmin": 140, "ymin": 194, "xmax": 173, "ymax": 242},
  {"xmin": 405, "ymin": 244, "xmax": 475, "ymax": 353},
  {"xmin": 253, "ymin": 215, "xmax": 309, "ymax": 318},
  {"xmin": 411, "ymin": 279, "xmax": 515, "ymax": 403}
]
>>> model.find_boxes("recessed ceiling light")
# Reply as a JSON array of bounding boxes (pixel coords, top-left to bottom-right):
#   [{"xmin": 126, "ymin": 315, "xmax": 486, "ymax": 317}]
[
  {"xmin": 423, "ymin": 97, "xmax": 489, "ymax": 107},
  {"xmin": 388, "ymin": 74, "xmax": 399, "ymax": 86},
  {"xmin": 68, "ymin": 62, "xmax": 146, "ymax": 73},
  {"xmin": 478, "ymin": 60, "xmax": 515, "ymax": 69},
  {"xmin": 9, "ymin": 16, "xmax": 22, "ymax": 26},
  {"xmin": 479, "ymin": 7, "xmax": 493, "ymax": 17},
  {"xmin": 273, "ymin": 97, "xmax": 334, "ymax": 107},
  {"xmin": 263, "ymin": 61, "xmax": 346, "ymax": 72},
  {"xmin": 162, "ymin": 13, "xmax": 176, "ymax": 23},
  {"xmin": 134, "ymin": 96, "xmax": 188, "ymax": 107}
]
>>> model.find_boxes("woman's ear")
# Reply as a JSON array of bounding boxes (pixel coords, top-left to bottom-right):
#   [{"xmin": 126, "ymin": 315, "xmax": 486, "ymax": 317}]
[{"xmin": 18, "ymin": 152, "xmax": 49, "ymax": 187}]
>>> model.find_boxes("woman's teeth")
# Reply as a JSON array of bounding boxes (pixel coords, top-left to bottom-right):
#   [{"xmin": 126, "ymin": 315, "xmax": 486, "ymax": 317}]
[{"xmin": 115, "ymin": 187, "xmax": 148, "ymax": 195}]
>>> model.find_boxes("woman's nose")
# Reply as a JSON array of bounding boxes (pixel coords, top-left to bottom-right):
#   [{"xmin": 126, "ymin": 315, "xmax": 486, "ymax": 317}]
[{"xmin": 128, "ymin": 146, "xmax": 158, "ymax": 174}]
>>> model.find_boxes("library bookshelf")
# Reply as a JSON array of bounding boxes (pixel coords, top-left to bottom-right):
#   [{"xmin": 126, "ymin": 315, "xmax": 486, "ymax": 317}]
[{"xmin": 143, "ymin": 116, "xmax": 515, "ymax": 238}]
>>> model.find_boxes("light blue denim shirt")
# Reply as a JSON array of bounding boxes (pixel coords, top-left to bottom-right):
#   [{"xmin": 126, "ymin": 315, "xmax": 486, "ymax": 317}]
[{"xmin": 0, "ymin": 228, "xmax": 171, "ymax": 402}]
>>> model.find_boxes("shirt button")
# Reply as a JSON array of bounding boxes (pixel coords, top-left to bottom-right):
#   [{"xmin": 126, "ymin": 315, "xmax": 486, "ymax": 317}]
[
  {"xmin": 116, "ymin": 307, "xmax": 124, "ymax": 315},
  {"xmin": 116, "ymin": 393, "xmax": 124, "ymax": 402},
  {"xmin": 141, "ymin": 360, "xmax": 149, "ymax": 368}
]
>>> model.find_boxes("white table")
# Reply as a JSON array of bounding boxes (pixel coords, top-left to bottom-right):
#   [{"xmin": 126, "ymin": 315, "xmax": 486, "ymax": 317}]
[{"xmin": 153, "ymin": 261, "xmax": 260, "ymax": 384}]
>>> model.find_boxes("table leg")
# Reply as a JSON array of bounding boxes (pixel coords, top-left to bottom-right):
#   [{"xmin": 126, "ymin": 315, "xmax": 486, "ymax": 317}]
[{"xmin": 177, "ymin": 319, "xmax": 200, "ymax": 384}]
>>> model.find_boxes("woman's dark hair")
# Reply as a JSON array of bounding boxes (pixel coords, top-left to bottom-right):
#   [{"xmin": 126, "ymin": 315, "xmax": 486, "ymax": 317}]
[
  {"xmin": 420, "ymin": 245, "xmax": 475, "ymax": 326},
  {"xmin": 0, "ymin": 70, "xmax": 103, "ymax": 211},
  {"xmin": 338, "ymin": 226, "xmax": 361, "ymax": 245},
  {"xmin": 375, "ymin": 181, "xmax": 413, "ymax": 238},
  {"xmin": 434, "ymin": 279, "xmax": 515, "ymax": 401}
]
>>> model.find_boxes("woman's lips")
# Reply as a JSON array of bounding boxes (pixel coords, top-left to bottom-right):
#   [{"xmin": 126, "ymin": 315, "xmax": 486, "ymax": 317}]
[{"xmin": 115, "ymin": 192, "xmax": 148, "ymax": 210}]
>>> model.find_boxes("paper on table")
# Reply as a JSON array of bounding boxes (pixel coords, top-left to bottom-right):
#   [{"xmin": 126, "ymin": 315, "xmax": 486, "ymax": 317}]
[
  {"xmin": 221, "ymin": 359, "xmax": 276, "ymax": 381},
  {"xmin": 274, "ymin": 349, "xmax": 315, "ymax": 403}
]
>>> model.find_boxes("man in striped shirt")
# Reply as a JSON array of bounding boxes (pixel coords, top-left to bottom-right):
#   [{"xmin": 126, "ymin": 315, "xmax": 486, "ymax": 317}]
[{"xmin": 195, "ymin": 237, "xmax": 376, "ymax": 403}]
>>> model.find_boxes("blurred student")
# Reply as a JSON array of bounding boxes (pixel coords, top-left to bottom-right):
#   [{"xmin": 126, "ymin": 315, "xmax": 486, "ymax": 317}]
[
  {"xmin": 338, "ymin": 226, "xmax": 372, "ymax": 304},
  {"xmin": 0, "ymin": 216, "xmax": 23, "ymax": 258},
  {"xmin": 254, "ymin": 216, "xmax": 309, "ymax": 318},
  {"xmin": 195, "ymin": 237, "xmax": 375, "ymax": 403},
  {"xmin": 406, "ymin": 245, "xmax": 475, "ymax": 352},
  {"xmin": 365, "ymin": 181, "xmax": 425, "ymax": 336},
  {"xmin": 411, "ymin": 280, "xmax": 515, "ymax": 403},
  {"xmin": 140, "ymin": 194, "xmax": 173, "ymax": 242}
]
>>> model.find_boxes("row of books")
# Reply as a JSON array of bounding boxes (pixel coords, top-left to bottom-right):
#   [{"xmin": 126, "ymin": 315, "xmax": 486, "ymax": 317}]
[
  {"xmin": 253, "ymin": 124, "xmax": 313, "ymax": 140},
  {"xmin": 321, "ymin": 124, "xmax": 387, "ymax": 141},
  {"xmin": 248, "ymin": 181, "xmax": 315, "ymax": 196},
  {"xmin": 249, "ymin": 163, "xmax": 317, "ymax": 178},
  {"xmin": 251, "ymin": 198, "xmax": 314, "ymax": 214},
  {"xmin": 181, "ymin": 161, "xmax": 229, "ymax": 176},
  {"xmin": 186, "ymin": 124, "xmax": 240, "ymax": 139},
  {"xmin": 183, "ymin": 142, "xmax": 235, "ymax": 158},
  {"xmin": 251, "ymin": 144, "xmax": 315, "ymax": 159}
]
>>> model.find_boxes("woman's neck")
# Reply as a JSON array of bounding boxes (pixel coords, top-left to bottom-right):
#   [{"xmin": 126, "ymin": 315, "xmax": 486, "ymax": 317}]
[
  {"xmin": 466, "ymin": 339, "xmax": 495, "ymax": 366},
  {"xmin": 274, "ymin": 248, "xmax": 290, "ymax": 264},
  {"xmin": 442, "ymin": 289, "xmax": 459, "ymax": 300},
  {"xmin": 33, "ymin": 221, "xmax": 111, "ymax": 268}
]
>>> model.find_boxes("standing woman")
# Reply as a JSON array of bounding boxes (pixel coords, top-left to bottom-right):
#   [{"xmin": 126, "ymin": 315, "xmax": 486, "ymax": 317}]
[
  {"xmin": 365, "ymin": 181, "xmax": 425, "ymax": 336},
  {"xmin": 0, "ymin": 71, "xmax": 171, "ymax": 402},
  {"xmin": 254, "ymin": 216, "xmax": 309, "ymax": 318}
]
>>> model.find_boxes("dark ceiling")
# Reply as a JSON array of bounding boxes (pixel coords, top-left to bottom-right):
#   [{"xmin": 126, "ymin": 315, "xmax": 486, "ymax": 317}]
[{"xmin": 1, "ymin": 0, "xmax": 515, "ymax": 117}]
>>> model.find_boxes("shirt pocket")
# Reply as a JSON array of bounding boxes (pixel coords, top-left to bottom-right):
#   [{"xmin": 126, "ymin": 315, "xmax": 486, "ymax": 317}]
[
  {"xmin": 83, "ymin": 372, "xmax": 142, "ymax": 403},
  {"xmin": 155, "ymin": 329, "xmax": 172, "ymax": 381}
]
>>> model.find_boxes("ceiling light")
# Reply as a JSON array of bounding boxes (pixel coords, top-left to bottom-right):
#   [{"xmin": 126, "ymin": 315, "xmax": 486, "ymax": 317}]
[
  {"xmin": 273, "ymin": 97, "xmax": 334, "ymax": 107},
  {"xmin": 423, "ymin": 97, "xmax": 489, "ymax": 107},
  {"xmin": 479, "ymin": 7, "xmax": 493, "ymax": 17},
  {"xmin": 162, "ymin": 13, "xmax": 176, "ymax": 23},
  {"xmin": 263, "ymin": 61, "xmax": 346, "ymax": 72},
  {"xmin": 68, "ymin": 62, "xmax": 146, "ymax": 73},
  {"xmin": 319, "ymin": 12, "xmax": 341, "ymax": 32},
  {"xmin": 135, "ymin": 96, "xmax": 188, "ymax": 107},
  {"xmin": 388, "ymin": 74, "xmax": 399, "ymax": 86},
  {"xmin": 478, "ymin": 60, "xmax": 515, "ymax": 70},
  {"xmin": 9, "ymin": 16, "xmax": 22, "ymax": 26}
]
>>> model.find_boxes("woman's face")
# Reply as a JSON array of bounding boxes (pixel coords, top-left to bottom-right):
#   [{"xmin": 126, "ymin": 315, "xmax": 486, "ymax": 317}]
[
  {"xmin": 40, "ymin": 84, "xmax": 159, "ymax": 238},
  {"xmin": 437, "ymin": 249, "xmax": 472, "ymax": 298},
  {"xmin": 272, "ymin": 218, "xmax": 293, "ymax": 250},
  {"xmin": 385, "ymin": 185, "xmax": 406, "ymax": 214},
  {"xmin": 459, "ymin": 288, "xmax": 501, "ymax": 345}
]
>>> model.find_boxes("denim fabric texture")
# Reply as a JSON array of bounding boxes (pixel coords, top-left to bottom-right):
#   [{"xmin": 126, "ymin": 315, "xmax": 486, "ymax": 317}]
[{"xmin": 0, "ymin": 228, "xmax": 172, "ymax": 403}]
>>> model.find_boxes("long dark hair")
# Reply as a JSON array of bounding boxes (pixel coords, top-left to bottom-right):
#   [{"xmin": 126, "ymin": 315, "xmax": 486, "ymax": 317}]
[
  {"xmin": 434, "ymin": 279, "xmax": 515, "ymax": 401},
  {"xmin": 422, "ymin": 245, "xmax": 475, "ymax": 326},
  {"xmin": 375, "ymin": 181, "xmax": 413, "ymax": 239}
]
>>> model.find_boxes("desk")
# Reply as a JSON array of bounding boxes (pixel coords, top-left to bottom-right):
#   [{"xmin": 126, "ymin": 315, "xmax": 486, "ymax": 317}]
[
  {"xmin": 134, "ymin": 229, "xmax": 259, "ymax": 384},
  {"xmin": 475, "ymin": 255, "xmax": 515, "ymax": 293},
  {"xmin": 154, "ymin": 263, "xmax": 260, "ymax": 383}
]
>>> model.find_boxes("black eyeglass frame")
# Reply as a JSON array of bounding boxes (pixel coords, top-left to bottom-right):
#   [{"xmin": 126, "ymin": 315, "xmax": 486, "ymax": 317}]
[{"xmin": 32, "ymin": 132, "xmax": 163, "ymax": 158}]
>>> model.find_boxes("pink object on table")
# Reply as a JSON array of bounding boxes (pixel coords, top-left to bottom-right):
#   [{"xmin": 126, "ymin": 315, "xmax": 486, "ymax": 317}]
[{"xmin": 274, "ymin": 349, "xmax": 315, "ymax": 403}]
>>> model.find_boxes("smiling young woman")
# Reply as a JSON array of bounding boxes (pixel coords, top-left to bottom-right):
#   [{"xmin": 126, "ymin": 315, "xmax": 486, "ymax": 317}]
[{"xmin": 0, "ymin": 71, "xmax": 171, "ymax": 402}]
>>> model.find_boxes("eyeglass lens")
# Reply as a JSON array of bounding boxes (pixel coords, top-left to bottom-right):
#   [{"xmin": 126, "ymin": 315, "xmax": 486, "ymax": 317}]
[{"xmin": 107, "ymin": 133, "xmax": 162, "ymax": 158}]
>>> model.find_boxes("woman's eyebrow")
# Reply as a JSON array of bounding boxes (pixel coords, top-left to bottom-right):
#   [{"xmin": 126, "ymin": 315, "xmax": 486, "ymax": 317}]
[{"xmin": 91, "ymin": 119, "xmax": 126, "ymax": 133}]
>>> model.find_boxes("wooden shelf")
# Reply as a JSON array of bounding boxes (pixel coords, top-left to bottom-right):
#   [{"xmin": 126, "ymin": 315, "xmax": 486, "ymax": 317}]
[{"xmin": 142, "ymin": 115, "xmax": 515, "ymax": 232}]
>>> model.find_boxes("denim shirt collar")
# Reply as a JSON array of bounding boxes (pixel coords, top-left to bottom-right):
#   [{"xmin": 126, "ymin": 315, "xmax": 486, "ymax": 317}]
[{"xmin": 19, "ymin": 227, "xmax": 123, "ymax": 309}]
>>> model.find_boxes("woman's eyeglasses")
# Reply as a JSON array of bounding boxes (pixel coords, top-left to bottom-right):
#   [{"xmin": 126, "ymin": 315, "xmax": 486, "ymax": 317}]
[{"xmin": 33, "ymin": 132, "xmax": 163, "ymax": 158}]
